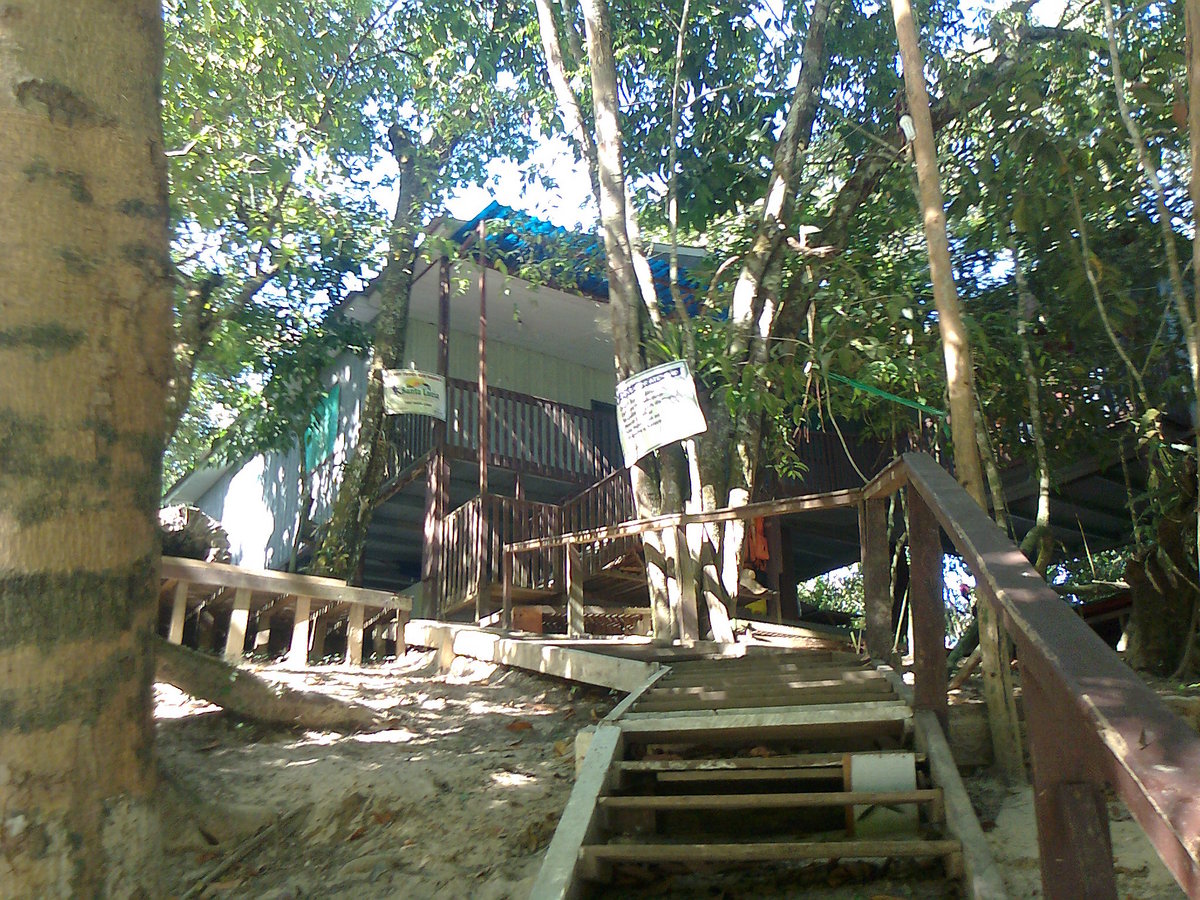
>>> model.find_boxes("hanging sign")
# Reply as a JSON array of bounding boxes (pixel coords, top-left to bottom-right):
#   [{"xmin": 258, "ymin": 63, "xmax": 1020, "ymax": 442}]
[
  {"xmin": 615, "ymin": 360, "xmax": 707, "ymax": 466},
  {"xmin": 382, "ymin": 369, "xmax": 446, "ymax": 420}
]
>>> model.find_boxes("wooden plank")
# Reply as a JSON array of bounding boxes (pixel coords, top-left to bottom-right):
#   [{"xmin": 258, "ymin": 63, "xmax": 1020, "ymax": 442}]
[
  {"xmin": 580, "ymin": 838, "xmax": 961, "ymax": 866},
  {"xmin": 598, "ymin": 788, "xmax": 942, "ymax": 812},
  {"xmin": 529, "ymin": 725, "xmax": 623, "ymax": 900},
  {"xmin": 619, "ymin": 752, "xmax": 909, "ymax": 772},
  {"xmin": 652, "ymin": 769, "xmax": 843, "ymax": 784},
  {"xmin": 168, "ymin": 580, "xmax": 188, "ymax": 645},
  {"xmin": 404, "ymin": 621, "xmax": 658, "ymax": 692},
  {"xmin": 617, "ymin": 704, "xmax": 911, "ymax": 742},
  {"xmin": 648, "ymin": 672, "xmax": 890, "ymax": 695},
  {"xmin": 602, "ymin": 666, "xmax": 673, "ymax": 723},
  {"xmin": 912, "ymin": 709, "xmax": 1009, "ymax": 900},
  {"xmin": 860, "ymin": 498, "xmax": 892, "ymax": 660},
  {"xmin": 162, "ymin": 556, "xmax": 407, "ymax": 610},
  {"xmin": 224, "ymin": 587, "xmax": 251, "ymax": 662},
  {"xmin": 632, "ymin": 689, "xmax": 898, "ymax": 713},
  {"xmin": 899, "ymin": 452, "xmax": 1200, "ymax": 894},
  {"xmin": 621, "ymin": 699, "xmax": 909, "ymax": 721}
]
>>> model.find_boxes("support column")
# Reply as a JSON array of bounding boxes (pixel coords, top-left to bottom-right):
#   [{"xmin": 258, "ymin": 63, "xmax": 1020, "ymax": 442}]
[
  {"xmin": 168, "ymin": 580, "xmax": 188, "ymax": 645},
  {"xmin": 673, "ymin": 527, "xmax": 700, "ymax": 643},
  {"xmin": 224, "ymin": 588, "xmax": 252, "ymax": 662},
  {"xmin": 908, "ymin": 490, "xmax": 948, "ymax": 732},
  {"xmin": 763, "ymin": 517, "xmax": 783, "ymax": 624},
  {"xmin": 346, "ymin": 604, "xmax": 365, "ymax": 666},
  {"xmin": 289, "ymin": 596, "xmax": 312, "ymax": 666},
  {"xmin": 421, "ymin": 451, "xmax": 446, "ymax": 619},
  {"xmin": 253, "ymin": 613, "xmax": 271, "ymax": 653},
  {"xmin": 1024, "ymin": 675, "xmax": 1117, "ymax": 899},
  {"xmin": 310, "ymin": 613, "xmax": 328, "ymax": 662},
  {"xmin": 778, "ymin": 523, "xmax": 797, "ymax": 622},
  {"xmin": 566, "ymin": 545, "xmax": 585, "ymax": 638},
  {"xmin": 860, "ymin": 498, "xmax": 892, "ymax": 660}
]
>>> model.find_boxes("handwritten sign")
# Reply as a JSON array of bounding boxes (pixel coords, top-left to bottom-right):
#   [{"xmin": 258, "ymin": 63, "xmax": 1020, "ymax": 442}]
[
  {"xmin": 615, "ymin": 360, "xmax": 707, "ymax": 466},
  {"xmin": 383, "ymin": 369, "xmax": 446, "ymax": 420}
]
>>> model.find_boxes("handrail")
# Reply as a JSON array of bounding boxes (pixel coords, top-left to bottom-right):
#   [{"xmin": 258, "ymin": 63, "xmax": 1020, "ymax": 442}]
[
  {"xmin": 872, "ymin": 452, "xmax": 1200, "ymax": 897},
  {"xmin": 496, "ymin": 448, "xmax": 1200, "ymax": 896},
  {"xmin": 507, "ymin": 487, "xmax": 861, "ymax": 552}
]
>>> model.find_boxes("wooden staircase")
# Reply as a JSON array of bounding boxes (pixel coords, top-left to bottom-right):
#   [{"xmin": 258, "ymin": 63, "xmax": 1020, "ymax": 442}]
[{"xmin": 533, "ymin": 648, "xmax": 964, "ymax": 897}]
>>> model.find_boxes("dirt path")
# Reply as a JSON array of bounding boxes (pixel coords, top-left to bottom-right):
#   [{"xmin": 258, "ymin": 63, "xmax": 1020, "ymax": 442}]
[{"xmin": 158, "ymin": 652, "xmax": 613, "ymax": 899}]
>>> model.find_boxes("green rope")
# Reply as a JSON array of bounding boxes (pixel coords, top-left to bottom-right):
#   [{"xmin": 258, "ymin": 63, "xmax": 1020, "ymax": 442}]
[{"xmin": 826, "ymin": 372, "xmax": 947, "ymax": 419}]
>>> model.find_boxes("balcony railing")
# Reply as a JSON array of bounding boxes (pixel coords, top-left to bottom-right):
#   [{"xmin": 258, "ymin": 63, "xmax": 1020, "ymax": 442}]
[{"xmin": 385, "ymin": 378, "xmax": 620, "ymax": 487}]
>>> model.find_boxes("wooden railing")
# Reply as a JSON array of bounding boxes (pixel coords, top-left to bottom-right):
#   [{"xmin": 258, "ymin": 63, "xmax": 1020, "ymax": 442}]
[
  {"xmin": 436, "ymin": 493, "xmax": 563, "ymax": 618},
  {"xmin": 500, "ymin": 451, "xmax": 1200, "ymax": 898},
  {"xmin": 560, "ymin": 467, "xmax": 637, "ymax": 575},
  {"xmin": 388, "ymin": 378, "xmax": 621, "ymax": 486}
]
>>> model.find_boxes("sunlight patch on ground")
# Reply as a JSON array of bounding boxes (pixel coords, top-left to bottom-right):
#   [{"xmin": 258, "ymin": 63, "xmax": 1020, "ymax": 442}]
[
  {"xmin": 154, "ymin": 683, "xmax": 221, "ymax": 719},
  {"xmin": 352, "ymin": 728, "xmax": 420, "ymax": 744},
  {"xmin": 490, "ymin": 771, "xmax": 538, "ymax": 788}
]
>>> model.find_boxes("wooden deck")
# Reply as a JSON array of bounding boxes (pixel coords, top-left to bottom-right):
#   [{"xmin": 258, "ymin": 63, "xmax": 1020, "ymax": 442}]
[{"xmin": 158, "ymin": 556, "xmax": 411, "ymax": 666}]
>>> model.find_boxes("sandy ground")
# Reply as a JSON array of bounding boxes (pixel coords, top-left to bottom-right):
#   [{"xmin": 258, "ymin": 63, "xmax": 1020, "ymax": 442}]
[
  {"xmin": 158, "ymin": 652, "xmax": 612, "ymax": 899},
  {"xmin": 158, "ymin": 652, "xmax": 1189, "ymax": 899}
]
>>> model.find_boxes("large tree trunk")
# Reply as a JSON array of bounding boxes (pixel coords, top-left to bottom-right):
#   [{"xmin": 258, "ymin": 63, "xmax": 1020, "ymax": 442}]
[
  {"xmin": 890, "ymin": 0, "xmax": 1024, "ymax": 781},
  {"xmin": 0, "ymin": 3, "xmax": 170, "ymax": 895}
]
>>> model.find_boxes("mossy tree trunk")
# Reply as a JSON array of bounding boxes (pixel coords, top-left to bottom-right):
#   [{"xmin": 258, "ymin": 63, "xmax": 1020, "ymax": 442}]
[
  {"xmin": 312, "ymin": 128, "xmax": 444, "ymax": 581},
  {"xmin": 0, "ymin": 2, "xmax": 171, "ymax": 894}
]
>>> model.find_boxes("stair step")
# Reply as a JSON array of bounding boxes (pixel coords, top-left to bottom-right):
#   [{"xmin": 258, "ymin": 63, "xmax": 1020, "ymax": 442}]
[
  {"xmin": 649, "ymin": 672, "xmax": 891, "ymax": 694},
  {"xmin": 599, "ymin": 788, "xmax": 942, "ymax": 812},
  {"xmin": 620, "ymin": 750, "xmax": 925, "ymax": 774},
  {"xmin": 622, "ymin": 699, "xmax": 909, "ymax": 720},
  {"xmin": 633, "ymin": 689, "xmax": 898, "ymax": 713},
  {"xmin": 580, "ymin": 837, "xmax": 962, "ymax": 867}
]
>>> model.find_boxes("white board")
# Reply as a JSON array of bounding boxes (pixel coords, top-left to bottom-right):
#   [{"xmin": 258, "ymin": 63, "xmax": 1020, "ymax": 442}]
[
  {"xmin": 615, "ymin": 360, "xmax": 707, "ymax": 466},
  {"xmin": 383, "ymin": 369, "xmax": 446, "ymax": 420}
]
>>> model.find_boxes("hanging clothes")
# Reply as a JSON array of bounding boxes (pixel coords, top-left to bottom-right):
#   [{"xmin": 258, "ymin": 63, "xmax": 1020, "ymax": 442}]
[{"xmin": 747, "ymin": 517, "xmax": 770, "ymax": 568}]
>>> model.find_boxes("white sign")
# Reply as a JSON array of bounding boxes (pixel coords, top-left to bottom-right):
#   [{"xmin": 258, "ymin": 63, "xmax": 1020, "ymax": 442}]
[
  {"xmin": 615, "ymin": 360, "xmax": 707, "ymax": 466},
  {"xmin": 383, "ymin": 369, "xmax": 446, "ymax": 420}
]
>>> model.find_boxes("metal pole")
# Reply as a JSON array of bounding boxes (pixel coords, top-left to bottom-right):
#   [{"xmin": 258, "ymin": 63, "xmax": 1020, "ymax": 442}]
[{"xmin": 478, "ymin": 220, "xmax": 488, "ymax": 499}]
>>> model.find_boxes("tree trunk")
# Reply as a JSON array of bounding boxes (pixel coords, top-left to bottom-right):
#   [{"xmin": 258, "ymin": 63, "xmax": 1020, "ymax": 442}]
[
  {"xmin": 0, "ymin": 3, "xmax": 170, "ymax": 894},
  {"xmin": 890, "ymin": 0, "xmax": 1024, "ymax": 781},
  {"xmin": 312, "ymin": 131, "xmax": 427, "ymax": 580},
  {"xmin": 154, "ymin": 638, "xmax": 383, "ymax": 730},
  {"xmin": 578, "ymin": 0, "xmax": 679, "ymax": 641}
]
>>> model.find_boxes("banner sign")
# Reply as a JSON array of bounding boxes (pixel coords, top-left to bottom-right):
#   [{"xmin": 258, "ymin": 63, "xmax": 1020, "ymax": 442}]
[
  {"xmin": 383, "ymin": 369, "xmax": 446, "ymax": 420},
  {"xmin": 615, "ymin": 360, "xmax": 707, "ymax": 466}
]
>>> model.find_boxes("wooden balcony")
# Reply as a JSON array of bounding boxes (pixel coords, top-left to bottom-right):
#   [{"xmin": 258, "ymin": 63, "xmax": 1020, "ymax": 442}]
[{"xmin": 382, "ymin": 377, "xmax": 620, "ymax": 488}]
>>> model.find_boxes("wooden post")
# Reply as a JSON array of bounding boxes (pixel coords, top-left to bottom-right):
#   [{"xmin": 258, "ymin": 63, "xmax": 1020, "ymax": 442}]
[
  {"xmin": 979, "ymin": 591, "xmax": 1026, "ymax": 781},
  {"xmin": 860, "ymin": 498, "xmax": 892, "ymax": 660},
  {"xmin": 567, "ymin": 544, "xmax": 585, "ymax": 637},
  {"xmin": 168, "ymin": 580, "xmax": 188, "ymax": 645},
  {"xmin": 310, "ymin": 613, "xmax": 328, "ymax": 662},
  {"xmin": 1024, "ymin": 675, "xmax": 1117, "ymax": 899},
  {"xmin": 778, "ymin": 522, "xmax": 796, "ymax": 622},
  {"xmin": 289, "ymin": 596, "xmax": 312, "ymax": 666},
  {"xmin": 502, "ymin": 550, "xmax": 514, "ymax": 630},
  {"xmin": 908, "ymin": 489, "xmax": 948, "ymax": 733},
  {"xmin": 224, "ymin": 587, "xmax": 252, "ymax": 662},
  {"xmin": 763, "ymin": 516, "xmax": 783, "ymax": 624},
  {"xmin": 346, "ymin": 603, "xmax": 365, "ymax": 666},
  {"xmin": 673, "ymin": 526, "xmax": 700, "ymax": 643}
]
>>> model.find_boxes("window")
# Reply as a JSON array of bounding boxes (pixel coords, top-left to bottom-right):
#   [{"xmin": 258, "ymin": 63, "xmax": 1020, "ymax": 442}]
[{"xmin": 303, "ymin": 385, "xmax": 340, "ymax": 471}]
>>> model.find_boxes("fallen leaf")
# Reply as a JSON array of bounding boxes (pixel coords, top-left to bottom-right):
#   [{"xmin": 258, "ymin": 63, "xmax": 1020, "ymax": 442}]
[
  {"xmin": 506, "ymin": 720, "xmax": 533, "ymax": 732},
  {"xmin": 552, "ymin": 739, "xmax": 571, "ymax": 757},
  {"xmin": 346, "ymin": 825, "xmax": 367, "ymax": 842},
  {"xmin": 372, "ymin": 810, "xmax": 396, "ymax": 826},
  {"xmin": 747, "ymin": 746, "xmax": 775, "ymax": 758}
]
